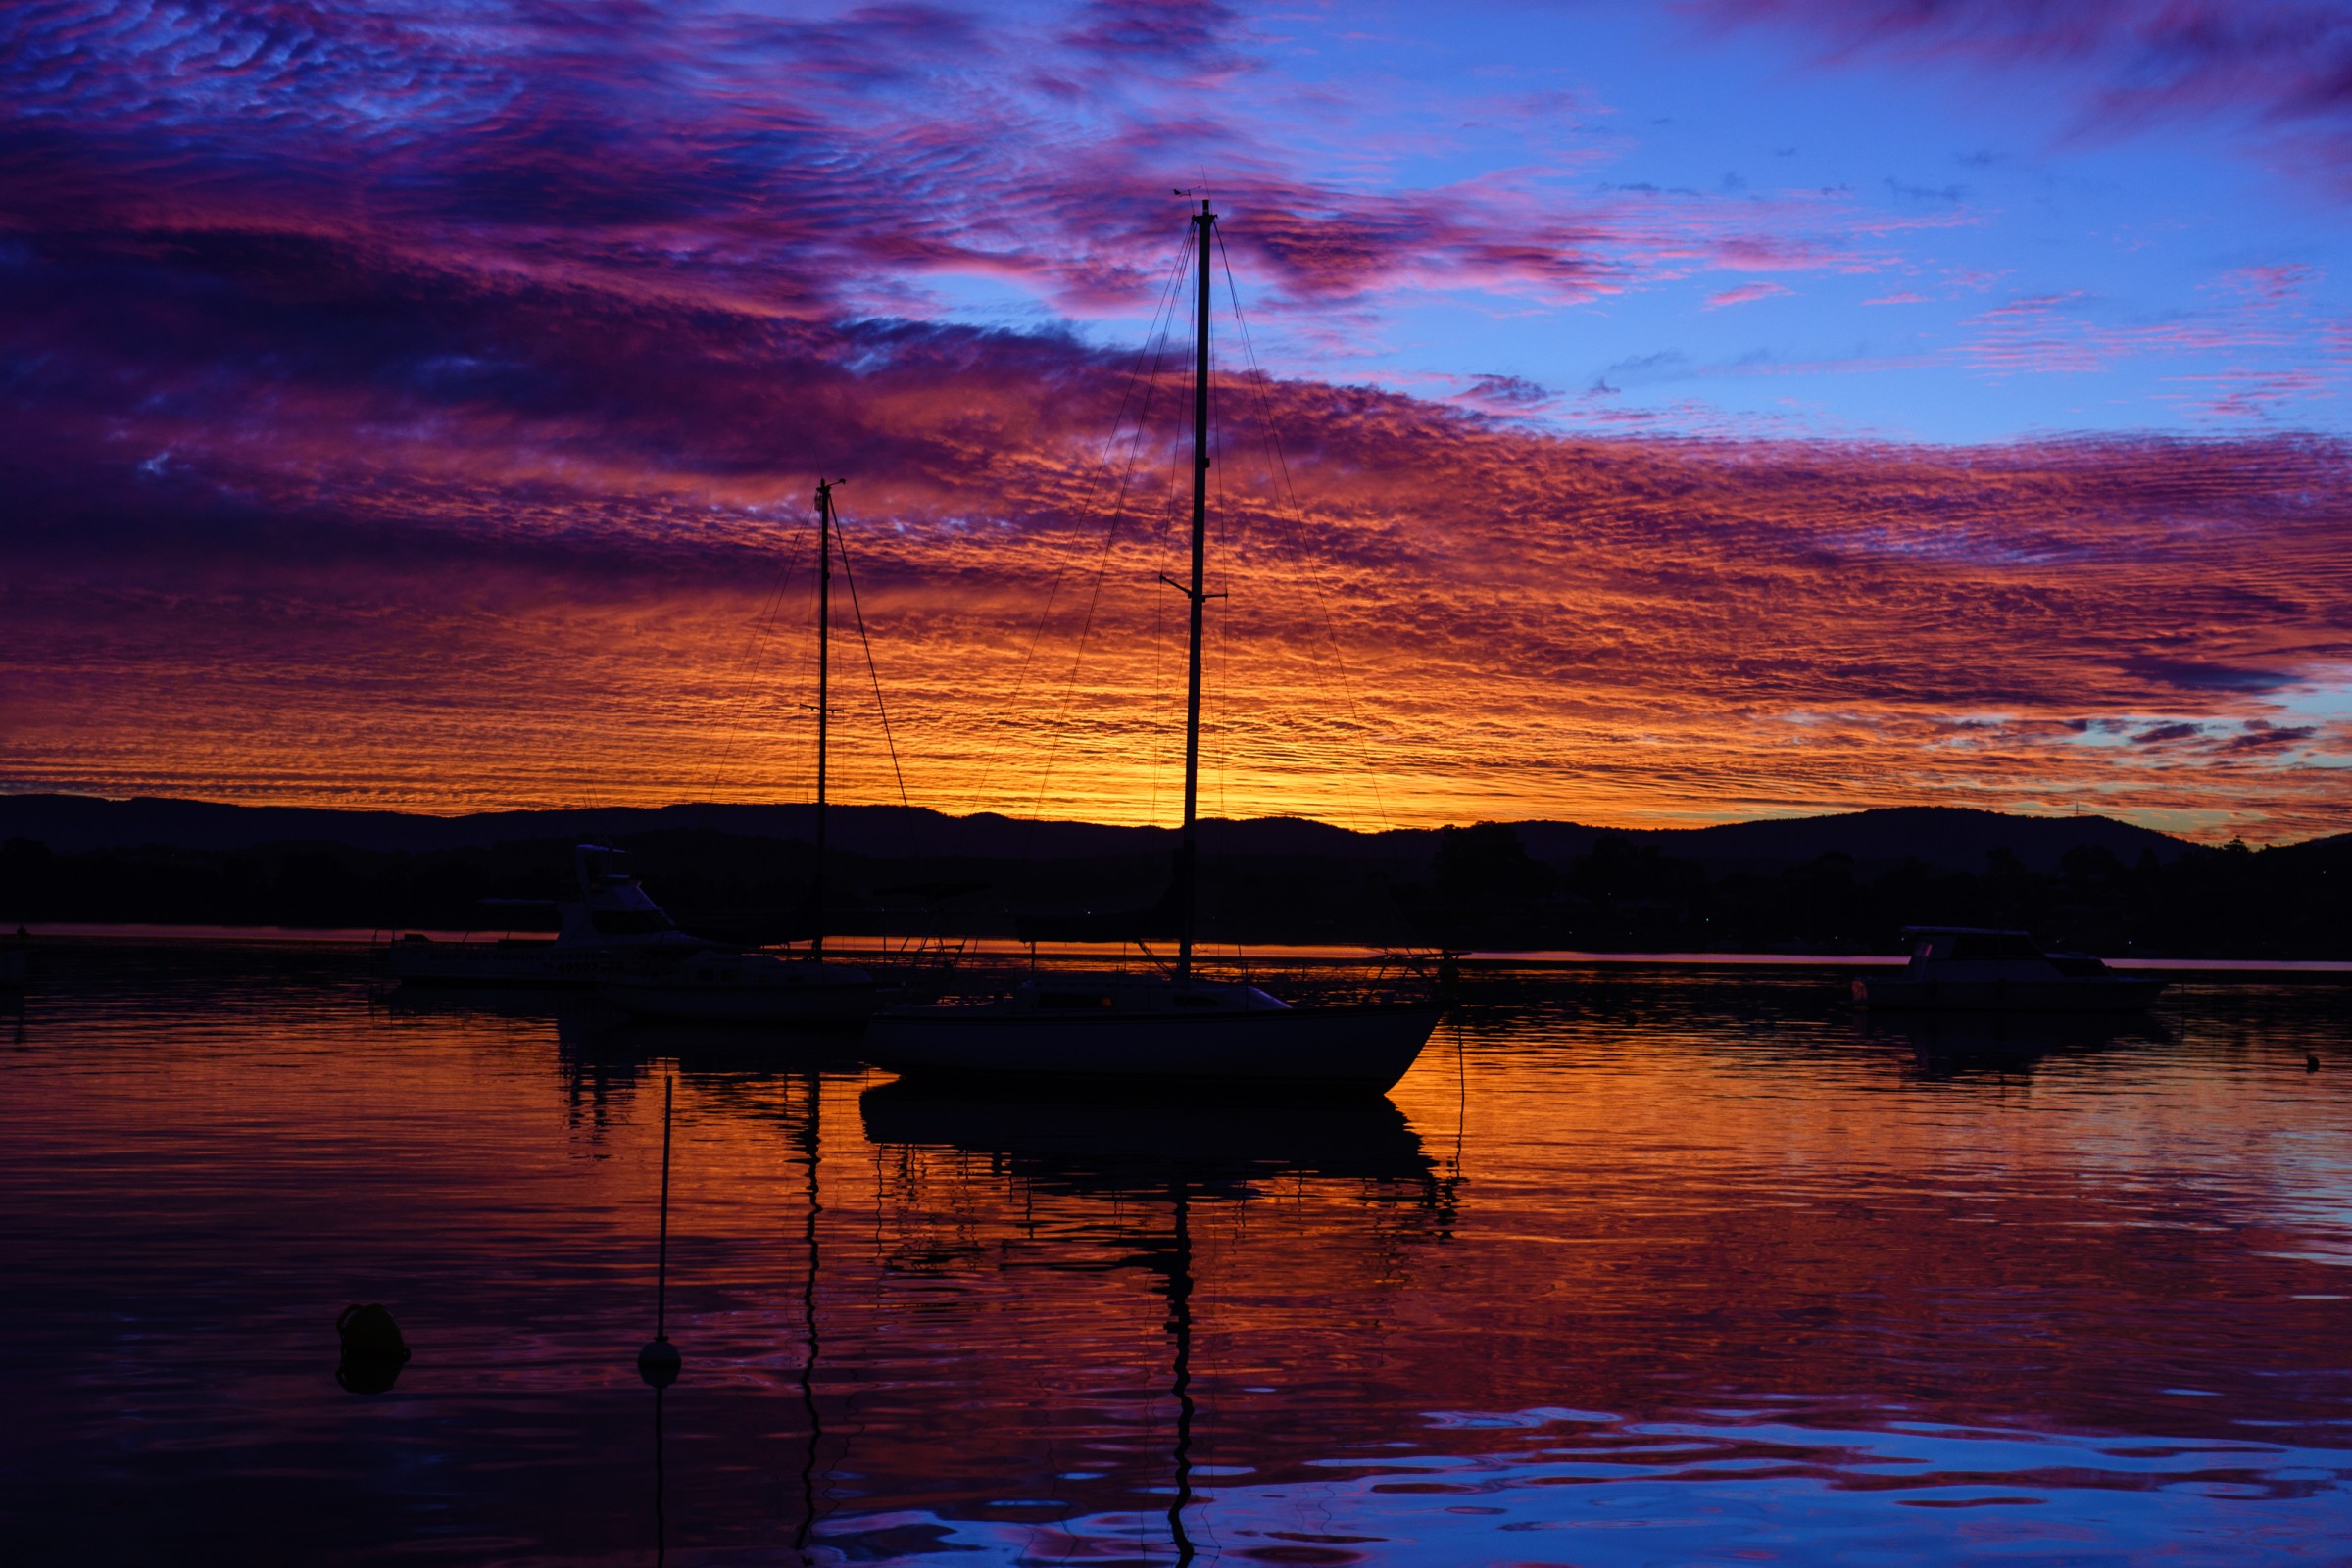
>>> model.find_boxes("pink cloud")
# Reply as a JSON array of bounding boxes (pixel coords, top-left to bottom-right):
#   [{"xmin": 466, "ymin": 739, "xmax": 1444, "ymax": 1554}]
[
  {"xmin": 1958, "ymin": 276, "xmax": 2348, "ymax": 396},
  {"xmin": 1704, "ymin": 280, "xmax": 1793, "ymax": 309}
]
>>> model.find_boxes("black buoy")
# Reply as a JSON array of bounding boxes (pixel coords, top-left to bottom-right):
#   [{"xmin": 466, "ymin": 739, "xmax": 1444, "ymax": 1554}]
[
  {"xmin": 637, "ymin": 1074, "xmax": 682, "ymax": 1388},
  {"xmin": 2309, "ymin": 1053, "xmax": 2323, "ymax": 1073},
  {"xmin": 337, "ymin": 1302, "xmax": 412, "ymax": 1394}
]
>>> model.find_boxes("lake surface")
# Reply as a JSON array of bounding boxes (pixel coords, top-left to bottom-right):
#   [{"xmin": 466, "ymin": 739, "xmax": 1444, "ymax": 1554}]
[{"xmin": 4, "ymin": 945, "xmax": 2349, "ymax": 1566}]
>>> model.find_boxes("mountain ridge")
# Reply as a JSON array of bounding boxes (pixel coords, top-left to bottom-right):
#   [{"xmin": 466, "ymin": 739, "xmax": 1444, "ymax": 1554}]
[{"xmin": 0, "ymin": 792, "xmax": 2212, "ymax": 877}]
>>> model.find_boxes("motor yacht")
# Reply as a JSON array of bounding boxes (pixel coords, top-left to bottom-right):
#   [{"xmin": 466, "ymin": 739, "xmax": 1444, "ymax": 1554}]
[
  {"xmin": 1850, "ymin": 926, "xmax": 2167, "ymax": 1012},
  {"xmin": 387, "ymin": 844, "xmax": 704, "ymax": 987}
]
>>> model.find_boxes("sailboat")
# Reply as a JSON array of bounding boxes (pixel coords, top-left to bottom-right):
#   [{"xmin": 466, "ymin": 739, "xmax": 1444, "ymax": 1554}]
[
  {"xmin": 600, "ymin": 480, "xmax": 881, "ymax": 1027},
  {"xmin": 863, "ymin": 200, "xmax": 1446, "ymax": 1094}
]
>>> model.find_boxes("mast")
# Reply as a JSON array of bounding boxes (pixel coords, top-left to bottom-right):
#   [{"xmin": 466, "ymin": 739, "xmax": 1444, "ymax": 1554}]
[
  {"xmin": 1176, "ymin": 199, "xmax": 1214, "ymax": 984},
  {"xmin": 812, "ymin": 479, "xmax": 834, "ymax": 959}
]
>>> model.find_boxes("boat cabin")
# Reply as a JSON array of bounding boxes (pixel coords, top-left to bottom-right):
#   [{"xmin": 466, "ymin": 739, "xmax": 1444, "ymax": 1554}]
[{"xmin": 1902, "ymin": 926, "xmax": 2109, "ymax": 977}]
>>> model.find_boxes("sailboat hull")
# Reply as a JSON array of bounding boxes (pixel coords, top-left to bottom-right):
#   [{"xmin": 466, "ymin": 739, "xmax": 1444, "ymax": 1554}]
[{"xmin": 864, "ymin": 1003, "xmax": 1446, "ymax": 1094}]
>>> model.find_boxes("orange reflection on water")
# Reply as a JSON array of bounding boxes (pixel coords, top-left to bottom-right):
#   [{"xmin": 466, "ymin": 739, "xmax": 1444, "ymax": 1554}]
[{"xmin": 3, "ymin": 952, "xmax": 2348, "ymax": 1565}]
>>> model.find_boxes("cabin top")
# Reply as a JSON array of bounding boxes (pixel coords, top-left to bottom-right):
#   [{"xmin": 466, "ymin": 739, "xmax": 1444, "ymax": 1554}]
[{"xmin": 1904, "ymin": 928, "xmax": 2046, "ymax": 963}]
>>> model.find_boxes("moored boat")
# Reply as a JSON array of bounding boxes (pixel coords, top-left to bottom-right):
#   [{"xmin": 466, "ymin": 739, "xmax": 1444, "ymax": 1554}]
[
  {"xmin": 867, "ymin": 972, "xmax": 1441, "ymax": 1094},
  {"xmin": 1851, "ymin": 926, "xmax": 2167, "ymax": 1012},
  {"xmin": 865, "ymin": 199, "xmax": 1445, "ymax": 1091},
  {"xmin": 598, "ymin": 478, "xmax": 878, "ymax": 1027},
  {"xmin": 388, "ymin": 843, "xmax": 704, "ymax": 987}
]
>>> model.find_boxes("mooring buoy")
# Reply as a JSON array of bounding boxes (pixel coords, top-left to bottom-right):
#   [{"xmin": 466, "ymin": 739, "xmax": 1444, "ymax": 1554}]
[{"xmin": 337, "ymin": 1302, "xmax": 412, "ymax": 1394}]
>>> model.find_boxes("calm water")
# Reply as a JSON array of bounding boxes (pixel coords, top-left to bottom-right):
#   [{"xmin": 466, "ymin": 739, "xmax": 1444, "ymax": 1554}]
[{"xmin": 4, "ymin": 946, "xmax": 2349, "ymax": 1566}]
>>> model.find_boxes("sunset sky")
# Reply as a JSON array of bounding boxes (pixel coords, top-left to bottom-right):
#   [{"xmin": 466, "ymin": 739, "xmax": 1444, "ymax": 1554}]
[{"xmin": 4, "ymin": 1, "xmax": 2349, "ymax": 840}]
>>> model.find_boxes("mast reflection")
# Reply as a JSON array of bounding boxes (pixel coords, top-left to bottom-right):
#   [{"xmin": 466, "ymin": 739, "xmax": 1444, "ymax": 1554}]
[
  {"xmin": 859, "ymin": 1081, "xmax": 1441, "ymax": 1563},
  {"xmin": 1859, "ymin": 1009, "xmax": 2172, "ymax": 1080}
]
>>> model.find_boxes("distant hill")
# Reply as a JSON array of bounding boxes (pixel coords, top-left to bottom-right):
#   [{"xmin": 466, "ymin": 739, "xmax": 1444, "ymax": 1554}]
[
  {"xmin": 2, "ymin": 794, "xmax": 2337, "ymax": 957},
  {"xmin": 0, "ymin": 791, "xmax": 2206, "ymax": 875},
  {"xmin": 1522, "ymin": 806, "xmax": 2193, "ymax": 878}
]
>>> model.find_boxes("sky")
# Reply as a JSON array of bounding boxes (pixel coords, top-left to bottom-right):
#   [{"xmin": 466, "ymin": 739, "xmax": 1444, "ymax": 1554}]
[{"xmin": 3, "ymin": 0, "xmax": 2349, "ymax": 841}]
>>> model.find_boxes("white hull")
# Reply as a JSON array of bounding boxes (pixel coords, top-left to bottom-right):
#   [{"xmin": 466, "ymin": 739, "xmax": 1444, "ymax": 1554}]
[
  {"xmin": 1853, "ymin": 976, "xmax": 2167, "ymax": 1012},
  {"xmin": 865, "ymin": 1003, "xmax": 1445, "ymax": 1093}
]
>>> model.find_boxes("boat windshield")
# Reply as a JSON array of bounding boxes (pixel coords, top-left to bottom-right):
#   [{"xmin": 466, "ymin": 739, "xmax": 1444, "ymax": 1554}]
[
  {"xmin": 590, "ymin": 910, "xmax": 676, "ymax": 936},
  {"xmin": 1948, "ymin": 932, "xmax": 2042, "ymax": 960}
]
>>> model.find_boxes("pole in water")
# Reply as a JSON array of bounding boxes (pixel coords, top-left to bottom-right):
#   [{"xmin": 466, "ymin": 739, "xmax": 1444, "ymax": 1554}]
[{"xmin": 638, "ymin": 1074, "xmax": 682, "ymax": 1387}]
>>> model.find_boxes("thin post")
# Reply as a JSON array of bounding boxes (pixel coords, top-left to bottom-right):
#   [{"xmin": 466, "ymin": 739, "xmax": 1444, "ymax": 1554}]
[
  {"xmin": 655, "ymin": 1073, "xmax": 673, "ymax": 1339},
  {"xmin": 1177, "ymin": 199, "xmax": 1214, "ymax": 984},
  {"xmin": 1166, "ymin": 1178, "xmax": 1197, "ymax": 1564},
  {"xmin": 636, "ymin": 1074, "xmax": 681, "ymax": 1385},
  {"xmin": 813, "ymin": 480, "xmax": 834, "ymax": 959},
  {"xmin": 793, "ymin": 1071, "xmax": 824, "ymax": 1551},
  {"xmin": 652, "ymin": 1383, "xmax": 668, "ymax": 1568}
]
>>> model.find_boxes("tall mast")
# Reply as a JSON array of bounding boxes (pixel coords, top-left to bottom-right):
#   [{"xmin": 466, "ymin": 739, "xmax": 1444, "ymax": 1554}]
[
  {"xmin": 812, "ymin": 479, "xmax": 834, "ymax": 959},
  {"xmin": 1176, "ymin": 199, "xmax": 1214, "ymax": 984}
]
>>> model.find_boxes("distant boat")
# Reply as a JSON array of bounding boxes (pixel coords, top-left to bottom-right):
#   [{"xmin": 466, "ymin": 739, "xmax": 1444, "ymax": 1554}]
[
  {"xmin": 387, "ymin": 843, "xmax": 704, "ymax": 987},
  {"xmin": 1850, "ymin": 925, "xmax": 2168, "ymax": 1012},
  {"xmin": 865, "ymin": 200, "xmax": 1445, "ymax": 1093},
  {"xmin": 599, "ymin": 479, "xmax": 880, "ymax": 1028}
]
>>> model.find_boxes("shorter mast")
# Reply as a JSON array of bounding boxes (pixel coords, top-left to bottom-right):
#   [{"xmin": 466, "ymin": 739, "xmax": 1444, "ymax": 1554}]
[
  {"xmin": 812, "ymin": 479, "xmax": 835, "ymax": 959},
  {"xmin": 1175, "ymin": 198, "xmax": 1215, "ymax": 985}
]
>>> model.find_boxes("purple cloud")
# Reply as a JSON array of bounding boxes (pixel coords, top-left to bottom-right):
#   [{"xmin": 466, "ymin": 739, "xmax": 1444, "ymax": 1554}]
[{"xmin": 1694, "ymin": 0, "xmax": 2352, "ymax": 194}]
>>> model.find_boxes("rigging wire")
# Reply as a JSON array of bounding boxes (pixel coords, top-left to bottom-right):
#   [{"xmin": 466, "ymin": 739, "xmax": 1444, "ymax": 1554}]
[
  {"xmin": 827, "ymin": 508, "xmax": 913, "ymax": 817},
  {"xmin": 701, "ymin": 514, "xmax": 816, "ymax": 793},
  {"xmin": 969, "ymin": 230, "xmax": 1196, "ymax": 820},
  {"xmin": 1207, "ymin": 320, "xmax": 1230, "ymax": 830},
  {"xmin": 1016, "ymin": 225, "xmax": 1200, "ymax": 839},
  {"xmin": 1215, "ymin": 224, "xmax": 1446, "ymax": 961},
  {"xmin": 1144, "ymin": 381, "xmax": 1192, "ymax": 826},
  {"xmin": 1213, "ymin": 226, "xmax": 1399, "ymax": 841}
]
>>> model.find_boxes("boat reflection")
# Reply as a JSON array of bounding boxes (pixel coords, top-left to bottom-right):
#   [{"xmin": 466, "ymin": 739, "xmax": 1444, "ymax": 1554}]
[
  {"xmin": 858, "ymin": 1078, "xmax": 1438, "ymax": 1197},
  {"xmin": 1861, "ymin": 1007, "xmax": 2172, "ymax": 1079},
  {"xmin": 858, "ymin": 1082, "xmax": 1445, "ymax": 1563}
]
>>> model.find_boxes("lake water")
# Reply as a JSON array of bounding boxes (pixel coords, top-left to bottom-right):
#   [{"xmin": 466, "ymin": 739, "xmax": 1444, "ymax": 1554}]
[{"xmin": 3, "ymin": 944, "xmax": 2348, "ymax": 1565}]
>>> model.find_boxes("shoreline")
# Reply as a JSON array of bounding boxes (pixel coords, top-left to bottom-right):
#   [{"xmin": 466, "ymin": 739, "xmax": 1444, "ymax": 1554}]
[{"xmin": 8, "ymin": 922, "xmax": 2346, "ymax": 977}]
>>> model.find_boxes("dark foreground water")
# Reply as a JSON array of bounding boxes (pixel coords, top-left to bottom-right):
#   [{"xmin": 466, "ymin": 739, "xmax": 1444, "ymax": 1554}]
[{"xmin": 3, "ymin": 946, "xmax": 2349, "ymax": 1566}]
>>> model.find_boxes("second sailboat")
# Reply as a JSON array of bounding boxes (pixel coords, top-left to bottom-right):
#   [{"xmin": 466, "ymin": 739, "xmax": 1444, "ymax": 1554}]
[{"xmin": 603, "ymin": 480, "xmax": 881, "ymax": 1027}]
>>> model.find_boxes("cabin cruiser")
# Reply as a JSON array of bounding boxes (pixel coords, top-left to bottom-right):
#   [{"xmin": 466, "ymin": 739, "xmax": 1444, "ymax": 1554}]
[
  {"xmin": 866, "ymin": 971, "xmax": 1441, "ymax": 1093},
  {"xmin": 386, "ymin": 844, "xmax": 704, "ymax": 987},
  {"xmin": 1850, "ymin": 926, "xmax": 2167, "ymax": 1012}
]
